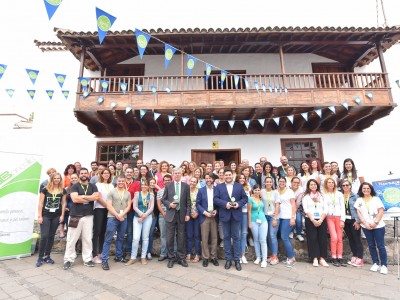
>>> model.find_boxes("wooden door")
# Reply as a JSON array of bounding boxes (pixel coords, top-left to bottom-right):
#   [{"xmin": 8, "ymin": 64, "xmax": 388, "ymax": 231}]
[
  {"xmin": 191, "ymin": 151, "xmax": 216, "ymax": 165},
  {"xmin": 312, "ymin": 63, "xmax": 351, "ymax": 88}
]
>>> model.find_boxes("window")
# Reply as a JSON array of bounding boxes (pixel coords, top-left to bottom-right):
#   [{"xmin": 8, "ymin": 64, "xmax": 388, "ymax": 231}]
[
  {"xmin": 96, "ymin": 141, "xmax": 143, "ymax": 166},
  {"xmin": 280, "ymin": 138, "xmax": 324, "ymax": 171}
]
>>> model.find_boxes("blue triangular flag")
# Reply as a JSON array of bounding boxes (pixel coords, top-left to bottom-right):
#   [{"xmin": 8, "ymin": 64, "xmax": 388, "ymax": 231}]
[
  {"xmin": 187, "ymin": 55, "xmax": 197, "ymax": 76},
  {"xmin": 136, "ymin": 84, "xmax": 143, "ymax": 94},
  {"xmin": 341, "ymin": 102, "xmax": 349, "ymax": 110},
  {"xmin": 27, "ymin": 90, "xmax": 36, "ymax": 100},
  {"xmin": 273, "ymin": 117, "xmax": 280, "ymax": 126},
  {"xmin": 154, "ymin": 112, "xmax": 161, "ymax": 120},
  {"xmin": 254, "ymin": 82, "xmax": 259, "ymax": 93},
  {"xmin": 213, "ymin": 120, "xmax": 220, "ymax": 128},
  {"xmin": 164, "ymin": 44, "xmax": 176, "ymax": 69},
  {"xmin": 205, "ymin": 64, "xmax": 213, "ymax": 82},
  {"xmin": 54, "ymin": 73, "xmax": 66, "ymax": 88},
  {"xmin": 228, "ymin": 120, "xmax": 235, "ymax": 128},
  {"xmin": 26, "ymin": 69, "xmax": 39, "ymax": 85},
  {"xmin": 258, "ymin": 119, "xmax": 265, "ymax": 127},
  {"xmin": 274, "ymin": 86, "xmax": 278, "ymax": 94},
  {"xmin": 301, "ymin": 112, "xmax": 308, "ymax": 121},
  {"xmin": 120, "ymin": 82, "xmax": 127, "ymax": 94},
  {"xmin": 140, "ymin": 109, "xmax": 146, "ymax": 118},
  {"xmin": 62, "ymin": 90, "xmax": 69, "ymax": 99},
  {"xmin": 168, "ymin": 115, "xmax": 175, "ymax": 123},
  {"xmin": 284, "ymin": 87, "xmax": 288, "ymax": 94},
  {"xmin": 125, "ymin": 106, "xmax": 132, "ymax": 114},
  {"xmin": 220, "ymin": 71, "xmax": 227, "ymax": 88},
  {"xmin": 365, "ymin": 92, "xmax": 373, "ymax": 101},
  {"xmin": 6, "ymin": 89, "xmax": 14, "ymax": 98},
  {"xmin": 396, "ymin": 80, "xmax": 400, "ymax": 88},
  {"xmin": 234, "ymin": 75, "xmax": 240, "ymax": 90},
  {"xmin": 279, "ymin": 86, "xmax": 283, "ymax": 94},
  {"xmin": 243, "ymin": 120, "xmax": 250, "ymax": 129},
  {"xmin": 0, "ymin": 64, "xmax": 7, "ymax": 80},
  {"xmin": 262, "ymin": 84, "xmax": 267, "ymax": 94},
  {"xmin": 353, "ymin": 97, "xmax": 362, "ymax": 105},
  {"xmin": 287, "ymin": 115, "xmax": 294, "ymax": 124},
  {"xmin": 164, "ymin": 87, "xmax": 171, "ymax": 94},
  {"xmin": 244, "ymin": 78, "xmax": 250, "ymax": 92},
  {"xmin": 82, "ymin": 90, "xmax": 90, "ymax": 99},
  {"xmin": 135, "ymin": 29, "xmax": 151, "ymax": 59},
  {"xmin": 96, "ymin": 7, "xmax": 117, "ymax": 44},
  {"xmin": 79, "ymin": 77, "xmax": 89, "ymax": 91},
  {"xmin": 182, "ymin": 117, "xmax": 189, "ymax": 126},
  {"xmin": 150, "ymin": 86, "xmax": 157, "ymax": 95},
  {"xmin": 110, "ymin": 101, "xmax": 117, "ymax": 109},
  {"xmin": 100, "ymin": 80, "xmax": 109, "ymax": 92},
  {"xmin": 98, "ymin": 96, "xmax": 104, "ymax": 105},
  {"xmin": 268, "ymin": 85, "xmax": 273, "ymax": 93},
  {"xmin": 328, "ymin": 106, "xmax": 336, "ymax": 114},
  {"xmin": 315, "ymin": 109, "xmax": 322, "ymax": 118},
  {"xmin": 43, "ymin": 0, "xmax": 62, "ymax": 20},
  {"xmin": 198, "ymin": 119, "xmax": 204, "ymax": 128},
  {"xmin": 46, "ymin": 90, "xmax": 54, "ymax": 100}
]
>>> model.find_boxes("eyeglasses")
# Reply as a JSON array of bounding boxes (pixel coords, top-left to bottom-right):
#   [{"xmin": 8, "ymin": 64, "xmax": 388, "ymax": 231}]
[{"xmin": 342, "ymin": 184, "xmax": 350, "ymax": 187}]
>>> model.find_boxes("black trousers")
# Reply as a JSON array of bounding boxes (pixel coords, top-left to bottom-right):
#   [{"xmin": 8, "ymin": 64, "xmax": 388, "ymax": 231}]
[
  {"xmin": 166, "ymin": 213, "xmax": 186, "ymax": 261},
  {"xmin": 92, "ymin": 208, "xmax": 108, "ymax": 257},
  {"xmin": 344, "ymin": 219, "xmax": 363, "ymax": 258},
  {"xmin": 38, "ymin": 215, "xmax": 59, "ymax": 258},
  {"xmin": 305, "ymin": 218, "xmax": 328, "ymax": 259}
]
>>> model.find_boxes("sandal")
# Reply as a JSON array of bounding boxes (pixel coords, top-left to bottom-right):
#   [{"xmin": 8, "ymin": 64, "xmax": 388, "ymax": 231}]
[{"xmin": 192, "ymin": 255, "xmax": 200, "ymax": 263}]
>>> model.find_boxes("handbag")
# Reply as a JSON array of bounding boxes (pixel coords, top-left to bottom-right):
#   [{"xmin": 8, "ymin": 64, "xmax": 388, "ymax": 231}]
[{"xmin": 68, "ymin": 216, "xmax": 82, "ymax": 228}]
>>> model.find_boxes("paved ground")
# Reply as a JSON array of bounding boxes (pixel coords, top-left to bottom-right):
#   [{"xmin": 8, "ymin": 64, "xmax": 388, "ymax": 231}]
[{"xmin": 0, "ymin": 254, "xmax": 399, "ymax": 300}]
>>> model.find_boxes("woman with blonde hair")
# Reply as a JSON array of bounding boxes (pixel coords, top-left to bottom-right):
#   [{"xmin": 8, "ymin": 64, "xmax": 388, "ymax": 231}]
[
  {"xmin": 36, "ymin": 173, "xmax": 66, "ymax": 267},
  {"xmin": 192, "ymin": 167, "xmax": 205, "ymax": 188},
  {"xmin": 236, "ymin": 174, "xmax": 251, "ymax": 263},
  {"xmin": 156, "ymin": 160, "xmax": 170, "ymax": 189}
]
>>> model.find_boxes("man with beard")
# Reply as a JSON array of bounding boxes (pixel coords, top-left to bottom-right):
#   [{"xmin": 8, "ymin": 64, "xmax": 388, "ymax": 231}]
[
  {"xmin": 63, "ymin": 168, "xmax": 99, "ymax": 269},
  {"xmin": 115, "ymin": 161, "xmax": 123, "ymax": 176}
]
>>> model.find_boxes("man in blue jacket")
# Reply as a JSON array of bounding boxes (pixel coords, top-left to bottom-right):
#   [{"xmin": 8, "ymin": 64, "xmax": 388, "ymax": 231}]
[{"xmin": 214, "ymin": 169, "xmax": 248, "ymax": 271}]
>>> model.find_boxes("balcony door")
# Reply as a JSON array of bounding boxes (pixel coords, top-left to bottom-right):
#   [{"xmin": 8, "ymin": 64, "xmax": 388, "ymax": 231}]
[
  {"xmin": 106, "ymin": 64, "xmax": 145, "ymax": 92},
  {"xmin": 191, "ymin": 149, "xmax": 241, "ymax": 166},
  {"xmin": 312, "ymin": 63, "xmax": 351, "ymax": 88}
]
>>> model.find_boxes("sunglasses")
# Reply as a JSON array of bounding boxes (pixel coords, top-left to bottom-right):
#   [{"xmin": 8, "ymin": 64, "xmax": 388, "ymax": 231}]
[{"xmin": 342, "ymin": 184, "xmax": 350, "ymax": 187}]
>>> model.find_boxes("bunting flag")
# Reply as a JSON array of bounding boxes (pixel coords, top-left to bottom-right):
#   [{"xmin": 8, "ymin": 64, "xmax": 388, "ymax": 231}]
[
  {"xmin": 328, "ymin": 106, "xmax": 336, "ymax": 114},
  {"xmin": 136, "ymin": 84, "xmax": 143, "ymax": 94},
  {"xmin": 284, "ymin": 87, "xmax": 288, "ymax": 94},
  {"xmin": 153, "ymin": 112, "xmax": 161, "ymax": 120},
  {"xmin": 168, "ymin": 115, "xmax": 175, "ymax": 123},
  {"xmin": 220, "ymin": 71, "xmax": 227, "ymax": 88},
  {"xmin": 46, "ymin": 90, "xmax": 54, "ymax": 100},
  {"xmin": 257, "ymin": 118, "xmax": 265, "ymax": 127},
  {"xmin": 164, "ymin": 87, "xmax": 171, "ymax": 94},
  {"xmin": 262, "ymin": 84, "xmax": 267, "ymax": 94},
  {"xmin": 243, "ymin": 120, "xmax": 250, "ymax": 129},
  {"xmin": 110, "ymin": 101, "xmax": 117, "ymax": 109},
  {"xmin": 197, "ymin": 119, "xmax": 204, "ymax": 128},
  {"xmin": 135, "ymin": 29, "xmax": 151, "ymax": 59},
  {"xmin": 315, "ymin": 109, "xmax": 322, "ymax": 118},
  {"xmin": 353, "ymin": 97, "xmax": 362, "ymax": 105},
  {"xmin": 0, "ymin": 64, "xmax": 7, "ymax": 80},
  {"xmin": 43, "ymin": 0, "xmax": 63, "ymax": 20},
  {"xmin": 365, "ymin": 92, "xmax": 373, "ymax": 101},
  {"xmin": 395, "ymin": 79, "xmax": 399, "ymax": 88},
  {"xmin": 279, "ymin": 86, "xmax": 283, "ymax": 94},
  {"xmin": 97, "ymin": 96, "xmax": 104, "ymax": 105},
  {"xmin": 27, "ymin": 90, "xmax": 36, "ymax": 100},
  {"xmin": 150, "ymin": 86, "xmax": 157, "ymax": 95},
  {"xmin": 164, "ymin": 44, "xmax": 177, "ymax": 69},
  {"xmin": 228, "ymin": 120, "xmax": 235, "ymax": 128},
  {"xmin": 186, "ymin": 55, "xmax": 197, "ymax": 76},
  {"xmin": 120, "ymin": 82, "xmax": 127, "ymax": 94},
  {"xmin": 274, "ymin": 86, "xmax": 278, "ymax": 94},
  {"xmin": 287, "ymin": 115, "xmax": 294, "ymax": 124},
  {"xmin": 234, "ymin": 75, "xmax": 240, "ymax": 90},
  {"xmin": 301, "ymin": 112, "xmax": 308, "ymax": 121},
  {"xmin": 96, "ymin": 7, "xmax": 117, "ymax": 44},
  {"xmin": 273, "ymin": 117, "xmax": 280, "ymax": 126},
  {"xmin": 268, "ymin": 85, "xmax": 273, "ymax": 93},
  {"xmin": 26, "ymin": 69, "xmax": 39, "ymax": 85},
  {"xmin": 254, "ymin": 82, "xmax": 259, "ymax": 93},
  {"xmin": 213, "ymin": 120, "xmax": 220, "ymax": 128},
  {"xmin": 205, "ymin": 64, "xmax": 213, "ymax": 82},
  {"xmin": 6, "ymin": 89, "xmax": 14, "ymax": 98},
  {"xmin": 82, "ymin": 90, "xmax": 90, "ymax": 99},
  {"xmin": 341, "ymin": 101, "xmax": 349, "ymax": 110},
  {"xmin": 100, "ymin": 80, "xmax": 109, "ymax": 92},
  {"xmin": 182, "ymin": 117, "xmax": 189, "ymax": 126},
  {"xmin": 79, "ymin": 77, "xmax": 89, "ymax": 91},
  {"xmin": 244, "ymin": 78, "xmax": 250, "ymax": 92},
  {"xmin": 62, "ymin": 90, "xmax": 69, "ymax": 99},
  {"xmin": 54, "ymin": 73, "xmax": 66, "ymax": 88},
  {"xmin": 125, "ymin": 106, "xmax": 132, "ymax": 114},
  {"xmin": 140, "ymin": 109, "xmax": 146, "ymax": 118}
]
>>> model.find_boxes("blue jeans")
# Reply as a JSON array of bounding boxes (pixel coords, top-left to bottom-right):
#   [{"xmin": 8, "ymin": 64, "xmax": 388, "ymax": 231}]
[
  {"xmin": 292, "ymin": 212, "xmax": 303, "ymax": 235},
  {"xmin": 279, "ymin": 218, "xmax": 295, "ymax": 259},
  {"xmin": 147, "ymin": 215, "xmax": 158, "ymax": 255},
  {"xmin": 131, "ymin": 215, "xmax": 152, "ymax": 259},
  {"xmin": 266, "ymin": 215, "xmax": 280, "ymax": 256},
  {"xmin": 125, "ymin": 211, "xmax": 134, "ymax": 255},
  {"xmin": 251, "ymin": 221, "xmax": 268, "ymax": 260},
  {"xmin": 102, "ymin": 217, "xmax": 127, "ymax": 261},
  {"xmin": 186, "ymin": 217, "xmax": 201, "ymax": 256},
  {"xmin": 222, "ymin": 219, "xmax": 241, "ymax": 261},
  {"xmin": 240, "ymin": 212, "xmax": 248, "ymax": 254},
  {"xmin": 362, "ymin": 227, "xmax": 387, "ymax": 266},
  {"xmin": 158, "ymin": 214, "xmax": 167, "ymax": 257}
]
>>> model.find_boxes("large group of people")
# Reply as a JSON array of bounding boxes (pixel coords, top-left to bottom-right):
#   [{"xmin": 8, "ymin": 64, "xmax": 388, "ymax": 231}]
[{"xmin": 36, "ymin": 156, "xmax": 389, "ymax": 275}]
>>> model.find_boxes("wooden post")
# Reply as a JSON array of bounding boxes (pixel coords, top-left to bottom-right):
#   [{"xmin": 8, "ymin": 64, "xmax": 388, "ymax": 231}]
[
  {"xmin": 77, "ymin": 46, "xmax": 86, "ymax": 92},
  {"xmin": 279, "ymin": 45, "xmax": 287, "ymax": 87},
  {"xmin": 376, "ymin": 42, "xmax": 389, "ymax": 87},
  {"xmin": 181, "ymin": 47, "xmax": 184, "ymax": 91}
]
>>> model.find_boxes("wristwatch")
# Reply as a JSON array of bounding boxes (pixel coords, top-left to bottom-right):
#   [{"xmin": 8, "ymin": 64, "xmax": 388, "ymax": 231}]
[{"xmin": 374, "ymin": 220, "xmax": 379, "ymax": 225}]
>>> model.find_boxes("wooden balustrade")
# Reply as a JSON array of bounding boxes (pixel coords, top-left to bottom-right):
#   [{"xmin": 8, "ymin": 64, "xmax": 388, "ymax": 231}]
[{"xmin": 79, "ymin": 73, "xmax": 389, "ymax": 93}]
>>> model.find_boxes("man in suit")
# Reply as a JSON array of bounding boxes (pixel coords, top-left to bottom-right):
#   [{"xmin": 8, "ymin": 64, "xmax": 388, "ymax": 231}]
[
  {"xmin": 214, "ymin": 168, "xmax": 248, "ymax": 271},
  {"xmin": 161, "ymin": 168, "xmax": 191, "ymax": 268},
  {"xmin": 196, "ymin": 172, "xmax": 219, "ymax": 267}
]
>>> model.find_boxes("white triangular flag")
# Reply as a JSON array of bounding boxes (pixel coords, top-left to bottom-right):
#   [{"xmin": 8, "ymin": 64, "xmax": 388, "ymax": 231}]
[
  {"xmin": 287, "ymin": 115, "xmax": 294, "ymax": 124},
  {"xmin": 257, "ymin": 118, "xmax": 265, "ymax": 127},
  {"xmin": 254, "ymin": 82, "xmax": 259, "ymax": 93},
  {"xmin": 284, "ymin": 87, "xmax": 288, "ymax": 94},
  {"xmin": 97, "ymin": 96, "xmax": 104, "ymax": 105},
  {"xmin": 110, "ymin": 101, "xmax": 117, "ymax": 109},
  {"xmin": 262, "ymin": 84, "xmax": 267, "ymax": 94},
  {"xmin": 197, "ymin": 119, "xmax": 204, "ymax": 128},
  {"xmin": 315, "ymin": 109, "xmax": 322, "ymax": 118},
  {"xmin": 140, "ymin": 109, "xmax": 146, "ymax": 118},
  {"xmin": 164, "ymin": 87, "xmax": 171, "ymax": 94},
  {"xmin": 125, "ymin": 106, "xmax": 132, "ymax": 114},
  {"xmin": 268, "ymin": 85, "xmax": 273, "ymax": 93},
  {"xmin": 182, "ymin": 117, "xmax": 189, "ymax": 126},
  {"xmin": 273, "ymin": 117, "xmax": 280, "ymax": 126},
  {"xmin": 243, "ymin": 120, "xmax": 250, "ymax": 128},
  {"xmin": 365, "ymin": 92, "xmax": 373, "ymax": 101},
  {"xmin": 301, "ymin": 112, "xmax": 308, "ymax": 121},
  {"xmin": 341, "ymin": 102, "xmax": 349, "ymax": 110},
  {"xmin": 213, "ymin": 120, "xmax": 220, "ymax": 128},
  {"xmin": 154, "ymin": 112, "xmax": 161, "ymax": 120},
  {"xmin": 353, "ymin": 97, "xmax": 362, "ymax": 105},
  {"xmin": 328, "ymin": 106, "xmax": 336, "ymax": 114},
  {"xmin": 228, "ymin": 120, "xmax": 235, "ymax": 128},
  {"xmin": 168, "ymin": 115, "xmax": 175, "ymax": 123}
]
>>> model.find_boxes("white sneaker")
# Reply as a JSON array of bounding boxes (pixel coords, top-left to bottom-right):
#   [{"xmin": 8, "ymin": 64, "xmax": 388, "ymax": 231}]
[
  {"xmin": 147, "ymin": 253, "xmax": 152, "ymax": 260},
  {"xmin": 296, "ymin": 235, "xmax": 304, "ymax": 242},
  {"xmin": 254, "ymin": 257, "xmax": 261, "ymax": 264},
  {"xmin": 93, "ymin": 256, "xmax": 102, "ymax": 264},
  {"xmin": 241, "ymin": 256, "xmax": 248, "ymax": 264},
  {"xmin": 289, "ymin": 232, "xmax": 294, "ymax": 239},
  {"xmin": 380, "ymin": 265, "xmax": 388, "ymax": 275},
  {"xmin": 370, "ymin": 263, "xmax": 380, "ymax": 272},
  {"xmin": 261, "ymin": 260, "xmax": 267, "ymax": 268}
]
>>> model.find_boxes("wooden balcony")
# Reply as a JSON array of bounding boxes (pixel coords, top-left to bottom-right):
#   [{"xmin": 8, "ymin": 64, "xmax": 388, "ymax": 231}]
[{"xmin": 74, "ymin": 72, "xmax": 395, "ymax": 137}]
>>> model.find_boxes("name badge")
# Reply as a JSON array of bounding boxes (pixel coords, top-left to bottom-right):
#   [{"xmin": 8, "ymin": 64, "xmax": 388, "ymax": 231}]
[
  {"xmin": 345, "ymin": 215, "xmax": 351, "ymax": 220},
  {"xmin": 119, "ymin": 210, "xmax": 124, "ymax": 214},
  {"xmin": 256, "ymin": 219, "xmax": 262, "ymax": 224},
  {"xmin": 313, "ymin": 212, "xmax": 320, "ymax": 218},
  {"xmin": 49, "ymin": 208, "xmax": 56, "ymax": 213}
]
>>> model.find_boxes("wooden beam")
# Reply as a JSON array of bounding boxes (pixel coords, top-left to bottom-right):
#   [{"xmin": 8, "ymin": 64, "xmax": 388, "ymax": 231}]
[
  {"xmin": 262, "ymin": 108, "xmax": 274, "ymax": 133},
  {"xmin": 174, "ymin": 110, "xmax": 181, "ymax": 134},
  {"xmin": 357, "ymin": 106, "xmax": 394, "ymax": 131},
  {"xmin": 74, "ymin": 111, "xmax": 97, "ymax": 135},
  {"xmin": 376, "ymin": 42, "xmax": 388, "ymax": 74},
  {"xmin": 294, "ymin": 114, "xmax": 307, "ymax": 133},
  {"xmin": 112, "ymin": 110, "xmax": 130, "ymax": 136},
  {"xmin": 132, "ymin": 110, "xmax": 146, "ymax": 135},
  {"xmin": 96, "ymin": 111, "xmax": 114, "ymax": 135},
  {"xmin": 86, "ymin": 50, "xmax": 103, "ymax": 71},
  {"xmin": 312, "ymin": 109, "xmax": 336, "ymax": 132},
  {"xmin": 210, "ymin": 115, "xmax": 215, "ymax": 133},
  {"xmin": 328, "ymin": 107, "xmax": 353, "ymax": 132},
  {"xmin": 152, "ymin": 110, "xmax": 163, "ymax": 135},
  {"xmin": 192, "ymin": 110, "xmax": 198, "ymax": 135},
  {"xmin": 346, "ymin": 106, "xmax": 379, "ymax": 132}
]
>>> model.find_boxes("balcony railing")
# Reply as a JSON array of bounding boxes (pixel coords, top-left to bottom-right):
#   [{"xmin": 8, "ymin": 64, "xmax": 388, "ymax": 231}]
[{"xmin": 79, "ymin": 72, "xmax": 389, "ymax": 94}]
